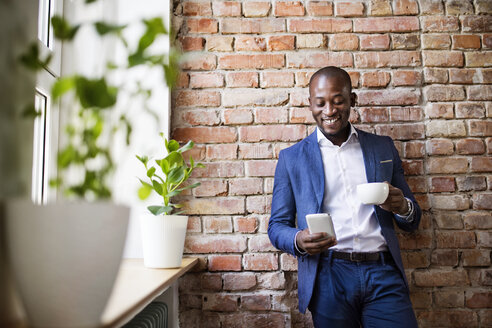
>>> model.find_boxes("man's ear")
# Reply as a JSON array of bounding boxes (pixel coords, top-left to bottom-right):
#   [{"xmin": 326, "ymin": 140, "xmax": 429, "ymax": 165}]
[{"xmin": 350, "ymin": 92, "xmax": 356, "ymax": 107}]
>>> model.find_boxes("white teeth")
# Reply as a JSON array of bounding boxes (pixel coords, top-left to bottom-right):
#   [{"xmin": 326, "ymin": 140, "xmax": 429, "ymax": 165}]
[{"xmin": 324, "ymin": 117, "xmax": 339, "ymax": 124}]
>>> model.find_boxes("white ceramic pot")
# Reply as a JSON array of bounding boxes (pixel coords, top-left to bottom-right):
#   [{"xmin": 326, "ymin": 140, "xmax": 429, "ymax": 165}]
[
  {"xmin": 5, "ymin": 200, "xmax": 129, "ymax": 328},
  {"xmin": 140, "ymin": 213, "xmax": 188, "ymax": 268}
]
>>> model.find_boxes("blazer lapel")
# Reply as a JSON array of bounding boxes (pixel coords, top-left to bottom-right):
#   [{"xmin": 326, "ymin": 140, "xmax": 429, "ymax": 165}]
[
  {"xmin": 304, "ymin": 131, "xmax": 324, "ymax": 210},
  {"xmin": 357, "ymin": 129, "xmax": 376, "ymax": 183}
]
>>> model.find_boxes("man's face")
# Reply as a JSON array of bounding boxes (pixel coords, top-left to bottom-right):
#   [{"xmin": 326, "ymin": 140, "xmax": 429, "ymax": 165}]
[{"xmin": 309, "ymin": 74, "xmax": 355, "ymax": 146}]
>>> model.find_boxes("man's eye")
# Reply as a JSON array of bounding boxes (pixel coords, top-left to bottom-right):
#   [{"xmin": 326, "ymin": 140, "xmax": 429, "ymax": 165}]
[{"xmin": 316, "ymin": 102, "xmax": 324, "ymax": 107}]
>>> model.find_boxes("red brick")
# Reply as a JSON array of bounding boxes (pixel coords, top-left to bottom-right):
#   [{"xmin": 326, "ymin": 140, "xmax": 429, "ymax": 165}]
[
  {"xmin": 249, "ymin": 234, "xmax": 276, "ymax": 252},
  {"xmin": 177, "ymin": 109, "xmax": 219, "ymax": 126},
  {"xmin": 410, "ymin": 291, "xmax": 432, "ymax": 309},
  {"xmin": 222, "ymin": 313, "xmax": 287, "ymax": 328},
  {"xmin": 219, "ymin": 54, "xmax": 285, "ymax": 69},
  {"xmin": 428, "ymin": 157, "xmax": 468, "ymax": 174},
  {"xmin": 456, "ymin": 139, "xmax": 485, "ymax": 155},
  {"xmin": 465, "ymin": 52, "xmax": 492, "ymax": 67},
  {"xmin": 358, "ymin": 89, "xmax": 420, "ymax": 106},
  {"xmin": 353, "ymin": 17, "xmax": 419, "ymax": 32},
  {"xmin": 426, "ymin": 139, "xmax": 454, "ymax": 155},
  {"xmin": 472, "ymin": 193, "xmax": 492, "ymax": 210},
  {"xmin": 359, "ymin": 34, "xmax": 390, "ymax": 50},
  {"xmin": 406, "ymin": 176, "xmax": 427, "ymax": 193},
  {"xmin": 392, "ymin": 34, "xmax": 420, "ymax": 50},
  {"xmin": 361, "ymin": 71, "xmax": 390, "ymax": 87},
  {"xmin": 287, "ymin": 52, "xmax": 353, "ymax": 68},
  {"xmin": 393, "ymin": 70, "xmax": 421, "ymax": 86},
  {"xmin": 255, "ymin": 108, "xmax": 288, "ymax": 124},
  {"xmin": 469, "ymin": 121, "xmax": 492, "ymax": 137},
  {"xmin": 414, "ymin": 269, "xmax": 470, "ymax": 287},
  {"xmin": 245, "ymin": 160, "xmax": 277, "ymax": 177},
  {"xmin": 238, "ymin": 143, "xmax": 273, "ymax": 159},
  {"xmin": 223, "ymin": 89, "xmax": 288, "ymax": 107},
  {"xmin": 203, "ymin": 216, "xmax": 233, "ymax": 233},
  {"xmin": 240, "ymin": 125, "xmax": 305, "ymax": 143},
  {"xmin": 401, "ymin": 251, "xmax": 430, "ymax": 269},
  {"xmin": 452, "ymin": 35, "xmax": 481, "ymax": 50},
  {"xmin": 229, "ymin": 178, "xmax": 263, "ymax": 195},
  {"xmin": 206, "ymin": 144, "xmax": 238, "ymax": 160},
  {"xmin": 184, "ymin": 197, "xmax": 245, "ymax": 215},
  {"xmin": 430, "ymin": 177, "xmax": 455, "ymax": 193},
  {"xmin": 393, "ymin": 0, "xmax": 418, "ymax": 15},
  {"xmin": 398, "ymin": 231, "xmax": 432, "ymax": 249},
  {"xmin": 241, "ymin": 294, "xmax": 271, "ymax": 310},
  {"xmin": 195, "ymin": 180, "xmax": 228, "ymax": 197},
  {"xmin": 354, "ymin": 51, "xmax": 421, "ymax": 68},
  {"xmin": 469, "ymin": 85, "xmax": 492, "ymax": 102},
  {"xmin": 182, "ymin": 146, "xmax": 206, "ymax": 162},
  {"xmin": 478, "ymin": 231, "xmax": 492, "ymax": 247},
  {"xmin": 375, "ymin": 123, "xmax": 425, "ymax": 140},
  {"xmin": 415, "ymin": 193, "xmax": 431, "ymax": 210},
  {"xmin": 176, "ymin": 72, "xmax": 189, "ymax": 89},
  {"xmin": 173, "ymin": 127, "xmax": 236, "ymax": 144},
  {"xmin": 423, "ymin": 50, "xmax": 464, "ymax": 67},
  {"xmin": 185, "ymin": 236, "xmax": 247, "ymax": 254},
  {"xmin": 425, "ymin": 85, "xmax": 465, "ymax": 101},
  {"xmin": 201, "ymin": 273, "xmax": 223, "ymax": 291},
  {"xmin": 183, "ymin": 2, "xmax": 213, "ymax": 16},
  {"xmin": 390, "ymin": 107, "xmax": 423, "ymax": 121},
  {"xmin": 359, "ymin": 107, "xmax": 389, "ymax": 122},
  {"xmin": 335, "ymin": 2, "xmax": 364, "ymax": 17},
  {"xmin": 446, "ymin": 0, "xmax": 474, "ymax": 15},
  {"xmin": 296, "ymin": 34, "xmax": 324, "ymax": 49},
  {"xmin": 180, "ymin": 36, "xmax": 205, "ymax": 51},
  {"xmin": 223, "ymin": 272, "xmax": 256, "ymax": 291},
  {"xmin": 180, "ymin": 53, "xmax": 217, "ymax": 71},
  {"xmin": 464, "ymin": 212, "xmax": 492, "ymax": 229},
  {"xmin": 434, "ymin": 290, "xmax": 464, "ymax": 308},
  {"xmin": 208, "ymin": 255, "xmax": 241, "ymax": 271},
  {"xmin": 329, "ymin": 33, "xmax": 359, "ymax": 51},
  {"xmin": 247, "ymin": 195, "xmax": 272, "ymax": 214},
  {"xmin": 189, "ymin": 72, "xmax": 224, "ymax": 89},
  {"xmin": 175, "ymin": 90, "xmax": 220, "ymax": 108},
  {"xmin": 223, "ymin": 108, "xmax": 253, "ymax": 125},
  {"xmin": 425, "ymin": 103, "xmax": 454, "ymax": 119},
  {"xmin": 449, "ymin": 69, "xmax": 481, "ymax": 84},
  {"xmin": 426, "ymin": 120, "xmax": 466, "ymax": 138},
  {"xmin": 420, "ymin": 0, "xmax": 443, "ymax": 14},
  {"xmin": 462, "ymin": 250, "xmax": 491, "ymax": 267},
  {"xmin": 222, "ymin": 18, "xmax": 285, "ymax": 34},
  {"xmin": 424, "ymin": 67, "xmax": 449, "ymax": 83},
  {"xmin": 418, "ymin": 310, "xmax": 477, "ymax": 327},
  {"xmin": 306, "ymin": 1, "xmax": 334, "ymax": 16},
  {"xmin": 437, "ymin": 231, "xmax": 476, "ymax": 248},
  {"xmin": 212, "ymin": 1, "xmax": 241, "ymax": 16},
  {"xmin": 421, "ymin": 16, "xmax": 460, "ymax": 32},
  {"xmin": 401, "ymin": 159, "xmax": 424, "ymax": 175},
  {"xmin": 404, "ymin": 141, "xmax": 424, "ymax": 158},
  {"xmin": 203, "ymin": 294, "xmax": 239, "ymax": 311},
  {"xmin": 290, "ymin": 107, "xmax": 316, "ymax": 124},
  {"xmin": 261, "ymin": 72, "xmax": 294, "ymax": 88},
  {"xmin": 186, "ymin": 18, "xmax": 218, "ymax": 33},
  {"xmin": 461, "ymin": 15, "xmax": 492, "ymax": 32},
  {"xmin": 432, "ymin": 194, "xmax": 470, "ymax": 210},
  {"xmin": 457, "ymin": 176, "xmax": 487, "ymax": 192},
  {"xmin": 268, "ymin": 35, "xmax": 295, "ymax": 51},
  {"xmin": 206, "ymin": 35, "xmax": 234, "ymax": 51},
  {"xmin": 187, "ymin": 216, "xmax": 202, "ymax": 233},
  {"xmin": 243, "ymin": 2, "xmax": 271, "ymax": 17},
  {"xmin": 225, "ymin": 72, "xmax": 258, "ymax": 88},
  {"xmin": 431, "ymin": 249, "xmax": 459, "ymax": 266},
  {"xmin": 422, "ymin": 34, "xmax": 451, "ymax": 49},
  {"xmin": 275, "ymin": 1, "xmax": 305, "ymax": 16},
  {"xmin": 289, "ymin": 18, "xmax": 352, "ymax": 33},
  {"xmin": 466, "ymin": 291, "xmax": 492, "ymax": 308},
  {"xmin": 368, "ymin": 0, "xmax": 392, "ymax": 16},
  {"xmin": 192, "ymin": 162, "xmax": 244, "ymax": 179},
  {"xmin": 233, "ymin": 216, "xmax": 258, "ymax": 233},
  {"xmin": 434, "ymin": 211, "xmax": 463, "ymax": 230},
  {"xmin": 471, "ymin": 158, "xmax": 492, "ymax": 173},
  {"xmin": 243, "ymin": 253, "xmax": 278, "ymax": 271},
  {"xmin": 235, "ymin": 36, "xmax": 266, "ymax": 51}
]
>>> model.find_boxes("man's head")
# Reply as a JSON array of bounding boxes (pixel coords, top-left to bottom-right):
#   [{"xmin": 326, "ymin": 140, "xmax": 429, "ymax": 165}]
[{"xmin": 308, "ymin": 66, "xmax": 356, "ymax": 146}]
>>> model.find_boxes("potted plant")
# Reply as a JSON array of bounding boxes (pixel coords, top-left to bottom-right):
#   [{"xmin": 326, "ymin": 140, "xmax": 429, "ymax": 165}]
[
  {"xmin": 136, "ymin": 135, "xmax": 204, "ymax": 268},
  {"xmin": 5, "ymin": 2, "xmax": 179, "ymax": 327}
]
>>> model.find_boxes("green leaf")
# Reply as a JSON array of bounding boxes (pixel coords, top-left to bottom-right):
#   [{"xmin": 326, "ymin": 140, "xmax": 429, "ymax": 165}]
[
  {"xmin": 163, "ymin": 64, "xmax": 178, "ymax": 88},
  {"xmin": 166, "ymin": 139, "xmax": 180, "ymax": 152},
  {"xmin": 167, "ymin": 190, "xmax": 181, "ymax": 197},
  {"xmin": 165, "ymin": 151, "xmax": 183, "ymax": 169},
  {"xmin": 152, "ymin": 180, "xmax": 163, "ymax": 195},
  {"xmin": 178, "ymin": 182, "xmax": 201, "ymax": 191},
  {"xmin": 21, "ymin": 103, "xmax": 41, "ymax": 118},
  {"xmin": 18, "ymin": 42, "xmax": 52, "ymax": 71},
  {"xmin": 75, "ymin": 77, "xmax": 117, "ymax": 109},
  {"xmin": 146, "ymin": 167, "xmax": 156, "ymax": 178},
  {"xmin": 147, "ymin": 205, "xmax": 173, "ymax": 216},
  {"xmin": 51, "ymin": 16, "xmax": 80, "ymax": 40},
  {"xmin": 138, "ymin": 178, "xmax": 152, "ymax": 189},
  {"xmin": 159, "ymin": 158, "xmax": 170, "ymax": 174},
  {"xmin": 167, "ymin": 166, "xmax": 185, "ymax": 184},
  {"xmin": 85, "ymin": 0, "xmax": 99, "ymax": 3},
  {"xmin": 138, "ymin": 184, "xmax": 152, "ymax": 200},
  {"xmin": 136, "ymin": 155, "xmax": 149, "ymax": 166},
  {"xmin": 94, "ymin": 22, "xmax": 126, "ymax": 36},
  {"xmin": 58, "ymin": 145, "xmax": 77, "ymax": 168},
  {"xmin": 196, "ymin": 163, "xmax": 205, "ymax": 168},
  {"xmin": 52, "ymin": 76, "xmax": 76, "ymax": 100},
  {"xmin": 177, "ymin": 140, "xmax": 194, "ymax": 153},
  {"xmin": 137, "ymin": 17, "xmax": 167, "ymax": 53}
]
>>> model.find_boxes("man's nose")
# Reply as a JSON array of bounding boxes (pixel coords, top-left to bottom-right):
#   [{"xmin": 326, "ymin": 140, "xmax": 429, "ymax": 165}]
[{"xmin": 322, "ymin": 103, "xmax": 336, "ymax": 115}]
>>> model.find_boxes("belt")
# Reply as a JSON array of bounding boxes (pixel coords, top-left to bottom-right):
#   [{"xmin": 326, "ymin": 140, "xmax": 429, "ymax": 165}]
[{"xmin": 324, "ymin": 251, "xmax": 393, "ymax": 262}]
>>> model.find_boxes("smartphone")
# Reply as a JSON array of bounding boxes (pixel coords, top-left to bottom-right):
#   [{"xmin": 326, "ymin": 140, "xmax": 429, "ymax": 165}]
[{"xmin": 306, "ymin": 213, "xmax": 336, "ymax": 239}]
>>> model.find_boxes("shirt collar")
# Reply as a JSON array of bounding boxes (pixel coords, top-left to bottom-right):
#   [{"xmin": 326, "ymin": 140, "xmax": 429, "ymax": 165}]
[{"xmin": 317, "ymin": 124, "xmax": 358, "ymax": 147}]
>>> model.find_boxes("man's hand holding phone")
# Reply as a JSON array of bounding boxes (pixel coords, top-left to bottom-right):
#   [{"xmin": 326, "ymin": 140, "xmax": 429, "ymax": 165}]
[{"xmin": 297, "ymin": 213, "xmax": 337, "ymax": 255}]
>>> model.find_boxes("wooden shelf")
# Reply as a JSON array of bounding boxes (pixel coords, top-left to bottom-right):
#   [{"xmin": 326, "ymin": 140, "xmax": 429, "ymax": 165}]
[{"xmin": 101, "ymin": 257, "xmax": 198, "ymax": 327}]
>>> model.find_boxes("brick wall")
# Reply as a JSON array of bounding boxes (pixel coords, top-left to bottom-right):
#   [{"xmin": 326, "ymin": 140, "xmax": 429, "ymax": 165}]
[{"xmin": 171, "ymin": 0, "xmax": 491, "ymax": 327}]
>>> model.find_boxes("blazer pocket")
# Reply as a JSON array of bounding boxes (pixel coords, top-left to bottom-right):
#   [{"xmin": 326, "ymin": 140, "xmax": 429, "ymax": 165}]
[{"xmin": 378, "ymin": 159, "xmax": 393, "ymax": 182}]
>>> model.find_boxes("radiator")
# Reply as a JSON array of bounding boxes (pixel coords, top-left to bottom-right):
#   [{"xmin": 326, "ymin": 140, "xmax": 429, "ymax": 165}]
[{"xmin": 123, "ymin": 301, "xmax": 168, "ymax": 328}]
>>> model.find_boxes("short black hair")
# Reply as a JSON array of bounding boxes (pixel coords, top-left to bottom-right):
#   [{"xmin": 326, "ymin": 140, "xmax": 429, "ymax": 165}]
[{"xmin": 309, "ymin": 66, "xmax": 352, "ymax": 94}]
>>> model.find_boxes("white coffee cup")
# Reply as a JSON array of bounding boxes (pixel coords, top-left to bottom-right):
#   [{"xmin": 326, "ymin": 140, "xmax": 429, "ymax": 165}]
[{"xmin": 356, "ymin": 182, "xmax": 389, "ymax": 205}]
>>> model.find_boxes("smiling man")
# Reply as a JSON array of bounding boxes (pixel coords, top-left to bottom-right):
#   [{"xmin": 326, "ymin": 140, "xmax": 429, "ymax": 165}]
[{"xmin": 268, "ymin": 66, "xmax": 421, "ymax": 328}]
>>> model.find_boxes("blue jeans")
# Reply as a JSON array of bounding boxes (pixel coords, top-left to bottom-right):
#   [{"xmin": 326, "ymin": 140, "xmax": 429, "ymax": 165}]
[{"xmin": 308, "ymin": 252, "xmax": 418, "ymax": 328}]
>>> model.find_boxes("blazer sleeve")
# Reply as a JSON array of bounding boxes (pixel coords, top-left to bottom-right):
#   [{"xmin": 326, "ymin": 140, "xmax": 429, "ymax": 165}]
[
  {"xmin": 268, "ymin": 150, "xmax": 301, "ymax": 257},
  {"xmin": 389, "ymin": 137, "xmax": 421, "ymax": 232}
]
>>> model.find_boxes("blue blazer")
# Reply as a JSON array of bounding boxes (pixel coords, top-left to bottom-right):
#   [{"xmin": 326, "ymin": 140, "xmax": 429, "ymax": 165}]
[{"xmin": 268, "ymin": 129, "xmax": 421, "ymax": 313}]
